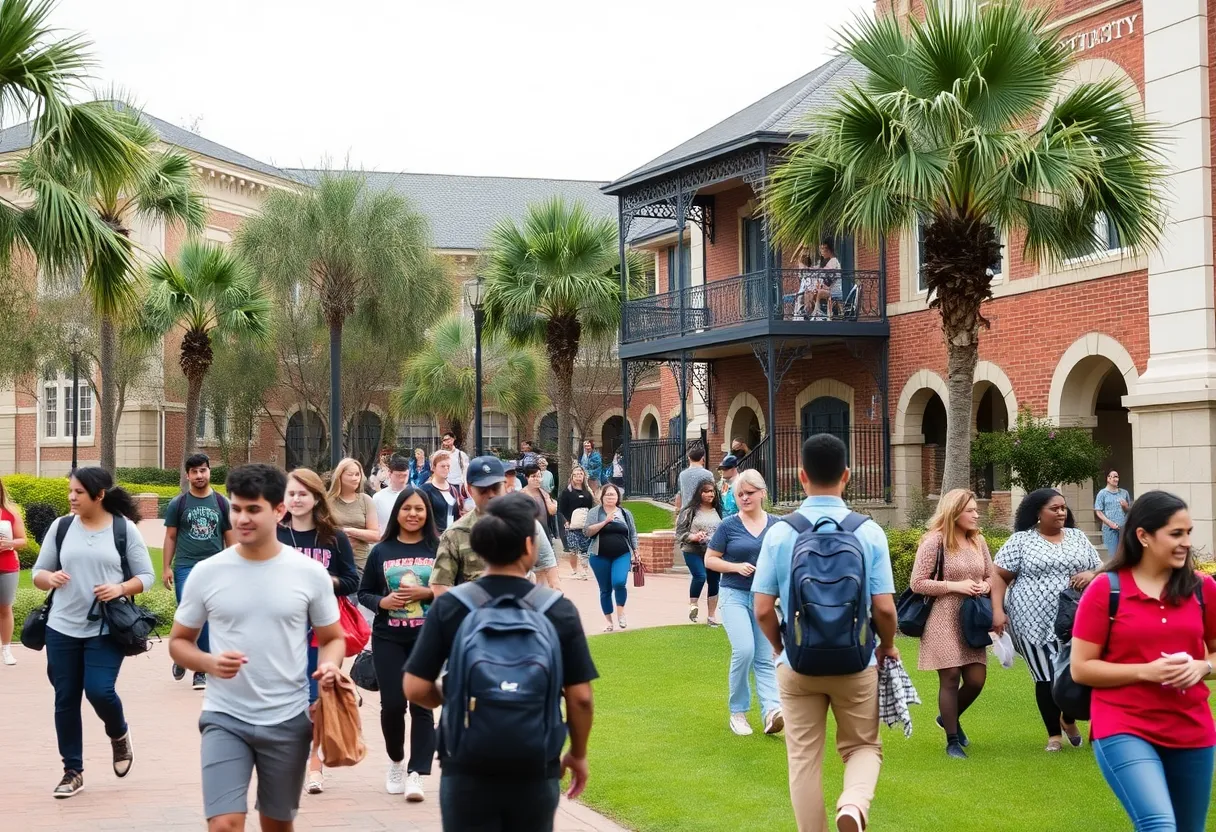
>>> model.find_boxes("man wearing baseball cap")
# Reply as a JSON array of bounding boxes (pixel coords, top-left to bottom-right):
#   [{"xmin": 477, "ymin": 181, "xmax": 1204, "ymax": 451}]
[
  {"xmin": 431, "ymin": 456, "xmax": 555, "ymax": 595},
  {"xmin": 719, "ymin": 455, "xmax": 740, "ymax": 517}
]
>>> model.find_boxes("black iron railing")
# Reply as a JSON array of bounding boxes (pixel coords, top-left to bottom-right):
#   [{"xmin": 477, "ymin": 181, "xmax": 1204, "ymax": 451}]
[
  {"xmin": 621, "ymin": 268, "xmax": 885, "ymax": 344},
  {"xmin": 625, "ymin": 430, "xmax": 707, "ymax": 501},
  {"xmin": 737, "ymin": 426, "xmax": 888, "ymax": 505}
]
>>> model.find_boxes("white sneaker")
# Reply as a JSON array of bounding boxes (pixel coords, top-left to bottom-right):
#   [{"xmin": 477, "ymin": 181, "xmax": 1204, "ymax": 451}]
[
  {"xmin": 405, "ymin": 771, "xmax": 425, "ymax": 803},
  {"xmin": 385, "ymin": 761, "xmax": 405, "ymax": 795},
  {"xmin": 689, "ymin": 603, "xmax": 699, "ymax": 623},
  {"xmin": 729, "ymin": 713, "xmax": 753, "ymax": 736},
  {"xmin": 836, "ymin": 805, "xmax": 863, "ymax": 832},
  {"xmin": 764, "ymin": 709, "xmax": 785, "ymax": 735},
  {"xmin": 2, "ymin": 645, "xmax": 15, "ymax": 666}
]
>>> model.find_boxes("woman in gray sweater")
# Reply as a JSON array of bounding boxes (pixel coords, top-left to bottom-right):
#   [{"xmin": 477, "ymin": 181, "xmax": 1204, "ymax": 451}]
[
  {"xmin": 677, "ymin": 479, "xmax": 724, "ymax": 626},
  {"xmin": 32, "ymin": 467, "xmax": 154, "ymax": 799},
  {"xmin": 584, "ymin": 484, "xmax": 640, "ymax": 632}
]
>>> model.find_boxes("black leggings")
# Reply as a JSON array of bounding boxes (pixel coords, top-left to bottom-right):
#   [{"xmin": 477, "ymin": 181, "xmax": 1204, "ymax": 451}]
[
  {"xmin": 372, "ymin": 636, "xmax": 436, "ymax": 773},
  {"xmin": 1034, "ymin": 680, "xmax": 1077, "ymax": 738},
  {"xmin": 937, "ymin": 663, "xmax": 986, "ymax": 735}
]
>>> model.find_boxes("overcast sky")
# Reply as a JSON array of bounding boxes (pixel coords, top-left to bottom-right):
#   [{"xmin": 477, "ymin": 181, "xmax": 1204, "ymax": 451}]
[{"xmin": 47, "ymin": 0, "xmax": 874, "ymax": 181}]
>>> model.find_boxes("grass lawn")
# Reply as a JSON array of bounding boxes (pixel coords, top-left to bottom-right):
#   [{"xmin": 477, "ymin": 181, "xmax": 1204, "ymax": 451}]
[
  {"xmin": 18, "ymin": 548, "xmax": 164, "ymax": 590},
  {"xmin": 582, "ymin": 626, "xmax": 1212, "ymax": 832},
  {"xmin": 623, "ymin": 500, "xmax": 674, "ymax": 534}
]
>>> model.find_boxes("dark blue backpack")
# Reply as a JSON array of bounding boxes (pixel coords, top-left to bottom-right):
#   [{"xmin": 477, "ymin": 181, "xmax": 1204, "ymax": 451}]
[
  {"xmin": 440, "ymin": 583, "xmax": 567, "ymax": 772},
  {"xmin": 780, "ymin": 511, "xmax": 874, "ymax": 676}
]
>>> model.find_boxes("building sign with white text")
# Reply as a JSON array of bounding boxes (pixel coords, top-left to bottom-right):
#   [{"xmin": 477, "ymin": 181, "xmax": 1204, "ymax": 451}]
[{"xmin": 1058, "ymin": 13, "xmax": 1139, "ymax": 54}]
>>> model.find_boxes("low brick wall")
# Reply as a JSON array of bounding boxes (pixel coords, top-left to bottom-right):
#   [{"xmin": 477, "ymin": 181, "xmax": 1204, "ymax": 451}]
[
  {"xmin": 134, "ymin": 493, "xmax": 160, "ymax": 521},
  {"xmin": 637, "ymin": 530, "xmax": 677, "ymax": 573}
]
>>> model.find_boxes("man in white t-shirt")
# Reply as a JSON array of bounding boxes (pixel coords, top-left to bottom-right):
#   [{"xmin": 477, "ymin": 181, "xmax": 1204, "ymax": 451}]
[
  {"xmin": 169, "ymin": 463, "xmax": 345, "ymax": 831},
  {"xmin": 373, "ymin": 455, "xmax": 410, "ymax": 530},
  {"xmin": 441, "ymin": 432, "xmax": 469, "ymax": 491}
]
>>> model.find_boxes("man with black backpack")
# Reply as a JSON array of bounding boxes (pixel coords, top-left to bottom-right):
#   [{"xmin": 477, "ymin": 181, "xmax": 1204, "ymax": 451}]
[
  {"xmin": 404, "ymin": 492, "xmax": 597, "ymax": 832},
  {"xmin": 753, "ymin": 434, "xmax": 899, "ymax": 832},
  {"xmin": 163, "ymin": 453, "xmax": 234, "ymax": 690}
]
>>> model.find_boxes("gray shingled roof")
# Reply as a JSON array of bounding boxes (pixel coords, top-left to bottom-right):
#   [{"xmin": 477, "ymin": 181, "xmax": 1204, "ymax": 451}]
[
  {"xmin": 286, "ymin": 169, "xmax": 619, "ymax": 251},
  {"xmin": 604, "ymin": 55, "xmax": 867, "ymax": 193},
  {"xmin": 0, "ymin": 103, "xmax": 292, "ymax": 181}
]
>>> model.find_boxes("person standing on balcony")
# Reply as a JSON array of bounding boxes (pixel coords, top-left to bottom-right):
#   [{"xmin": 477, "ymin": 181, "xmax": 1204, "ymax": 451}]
[
  {"xmin": 677, "ymin": 479, "xmax": 724, "ymax": 626},
  {"xmin": 718, "ymin": 455, "xmax": 740, "ymax": 517},
  {"xmin": 580, "ymin": 440, "xmax": 604, "ymax": 492},
  {"xmin": 1094, "ymin": 470, "xmax": 1131, "ymax": 557},
  {"xmin": 813, "ymin": 240, "xmax": 842, "ymax": 321}
]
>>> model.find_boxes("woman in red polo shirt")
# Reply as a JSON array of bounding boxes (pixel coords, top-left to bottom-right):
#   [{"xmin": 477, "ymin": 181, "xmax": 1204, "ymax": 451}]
[
  {"xmin": 0, "ymin": 478, "xmax": 28, "ymax": 666},
  {"xmin": 1072, "ymin": 491, "xmax": 1216, "ymax": 832}
]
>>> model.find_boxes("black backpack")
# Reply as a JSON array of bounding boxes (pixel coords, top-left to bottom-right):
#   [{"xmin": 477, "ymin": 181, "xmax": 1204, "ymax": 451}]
[
  {"xmin": 65, "ymin": 515, "xmax": 159, "ymax": 657},
  {"xmin": 1053, "ymin": 573, "xmax": 1121, "ymax": 720}
]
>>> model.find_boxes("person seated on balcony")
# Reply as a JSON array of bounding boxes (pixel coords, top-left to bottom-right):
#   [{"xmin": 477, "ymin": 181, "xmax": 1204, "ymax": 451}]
[
  {"xmin": 795, "ymin": 251, "xmax": 817, "ymax": 321},
  {"xmin": 812, "ymin": 240, "xmax": 842, "ymax": 320}
]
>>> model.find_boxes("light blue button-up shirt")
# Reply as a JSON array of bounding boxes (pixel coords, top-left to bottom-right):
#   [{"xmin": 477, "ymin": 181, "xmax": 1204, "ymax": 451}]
[{"xmin": 753, "ymin": 495, "xmax": 895, "ymax": 668}]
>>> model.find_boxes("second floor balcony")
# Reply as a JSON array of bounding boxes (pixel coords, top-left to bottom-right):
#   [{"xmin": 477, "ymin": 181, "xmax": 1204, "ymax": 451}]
[{"xmin": 620, "ymin": 268, "xmax": 887, "ymax": 359}]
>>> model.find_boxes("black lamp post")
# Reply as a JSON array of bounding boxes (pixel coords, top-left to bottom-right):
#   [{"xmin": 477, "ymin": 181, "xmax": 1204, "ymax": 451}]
[
  {"xmin": 464, "ymin": 276, "xmax": 486, "ymax": 457},
  {"xmin": 67, "ymin": 328, "xmax": 84, "ymax": 472}
]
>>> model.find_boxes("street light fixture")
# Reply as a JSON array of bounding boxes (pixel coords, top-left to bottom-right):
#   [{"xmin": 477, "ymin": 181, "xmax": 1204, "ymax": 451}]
[
  {"xmin": 464, "ymin": 276, "xmax": 486, "ymax": 457},
  {"xmin": 65, "ymin": 327, "xmax": 86, "ymax": 472}
]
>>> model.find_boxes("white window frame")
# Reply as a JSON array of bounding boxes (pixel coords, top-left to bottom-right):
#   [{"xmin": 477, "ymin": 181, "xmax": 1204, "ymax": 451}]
[
  {"xmin": 1062, "ymin": 212, "xmax": 1125, "ymax": 266},
  {"xmin": 914, "ymin": 216, "xmax": 928, "ymax": 295},
  {"xmin": 396, "ymin": 415, "xmax": 437, "ymax": 451},
  {"xmin": 196, "ymin": 406, "xmax": 227, "ymax": 443},
  {"xmin": 42, "ymin": 370, "xmax": 93, "ymax": 442},
  {"xmin": 482, "ymin": 410, "xmax": 511, "ymax": 453}
]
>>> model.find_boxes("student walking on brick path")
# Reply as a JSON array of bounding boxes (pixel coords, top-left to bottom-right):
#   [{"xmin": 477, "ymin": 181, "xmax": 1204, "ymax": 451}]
[
  {"xmin": 558, "ymin": 465, "xmax": 596, "ymax": 580},
  {"xmin": 991, "ymin": 487, "xmax": 1100, "ymax": 752},
  {"xmin": 910, "ymin": 489, "xmax": 994, "ymax": 759},
  {"xmin": 585, "ymin": 484, "xmax": 639, "ymax": 632},
  {"xmin": 163, "ymin": 453, "xmax": 234, "ymax": 690},
  {"xmin": 579, "ymin": 439, "xmax": 604, "ymax": 493},
  {"xmin": 677, "ymin": 479, "xmax": 724, "ymax": 626},
  {"xmin": 276, "ymin": 468, "xmax": 358, "ymax": 794},
  {"xmin": 523, "ymin": 463, "xmax": 561, "ymax": 589},
  {"xmin": 1072, "ymin": 492, "xmax": 1216, "ymax": 832},
  {"xmin": 33, "ymin": 467, "xmax": 153, "ymax": 798},
  {"xmin": 327, "ymin": 457, "xmax": 380, "ymax": 576},
  {"xmin": 705, "ymin": 467, "xmax": 781, "ymax": 737},
  {"xmin": 373, "ymin": 455, "xmax": 410, "ymax": 531},
  {"xmin": 754, "ymin": 434, "xmax": 898, "ymax": 832},
  {"xmin": 674, "ymin": 445, "xmax": 714, "ymax": 512},
  {"xmin": 404, "ymin": 492, "xmax": 598, "ymax": 832},
  {"xmin": 357, "ymin": 486, "xmax": 438, "ymax": 804},
  {"xmin": 170, "ymin": 464, "xmax": 345, "ymax": 832},
  {"xmin": 420, "ymin": 450, "xmax": 463, "ymax": 533},
  {"xmin": 0, "ymin": 476, "xmax": 28, "ymax": 666}
]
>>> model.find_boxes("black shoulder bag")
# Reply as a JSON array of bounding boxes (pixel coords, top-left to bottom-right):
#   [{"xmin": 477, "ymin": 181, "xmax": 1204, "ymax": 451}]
[
  {"xmin": 897, "ymin": 539, "xmax": 944, "ymax": 638},
  {"xmin": 87, "ymin": 516, "xmax": 159, "ymax": 657},
  {"xmin": 19, "ymin": 515, "xmax": 75, "ymax": 651}
]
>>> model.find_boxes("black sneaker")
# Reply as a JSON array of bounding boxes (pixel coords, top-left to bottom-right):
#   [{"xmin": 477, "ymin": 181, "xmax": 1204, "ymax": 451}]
[
  {"xmin": 946, "ymin": 741, "xmax": 968, "ymax": 759},
  {"xmin": 53, "ymin": 770, "xmax": 83, "ymax": 799},
  {"xmin": 111, "ymin": 730, "xmax": 133, "ymax": 777},
  {"xmin": 172, "ymin": 663, "xmax": 186, "ymax": 681},
  {"xmin": 936, "ymin": 715, "xmax": 969, "ymax": 747},
  {"xmin": 192, "ymin": 672, "xmax": 207, "ymax": 691}
]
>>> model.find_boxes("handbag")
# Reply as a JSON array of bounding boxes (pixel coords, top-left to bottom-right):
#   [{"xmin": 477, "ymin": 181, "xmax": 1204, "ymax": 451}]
[
  {"xmin": 569, "ymin": 507, "xmax": 589, "ymax": 531},
  {"xmin": 20, "ymin": 589, "xmax": 53, "ymax": 651},
  {"xmin": 88, "ymin": 516, "xmax": 158, "ymax": 657},
  {"xmin": 312, "ymin": 670, "xmax": 367, "ymax": 767},
  {"xmin": 960, "ymin": 594, "xmax": 994, "ymax": 648},
  {"xmin": 632, "ymin": 558, "xmax": 646, "ymax": 588},
  {"xmin": 313, "ymin": 597, "xmax": 371, "ymax": 657},
  {"xmin": 896, "ymin": 540, "xmax": 943, "ymax": 637},
  {"xmin": 350, "ymin": 649, "xmax": 379, "ymax": 691}
]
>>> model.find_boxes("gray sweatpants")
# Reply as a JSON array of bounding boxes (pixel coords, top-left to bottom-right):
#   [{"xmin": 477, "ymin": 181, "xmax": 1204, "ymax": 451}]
[
  {"xmin": 199, "ymin": 709, "xmax": 312, "ymax": 822},
  {"xmin": 0, "ymin": 571, "xmax": 16, "ymax": 606}
]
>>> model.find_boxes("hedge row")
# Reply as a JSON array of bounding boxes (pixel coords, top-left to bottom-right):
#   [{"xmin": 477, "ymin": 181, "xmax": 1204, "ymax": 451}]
[
  {"xmin": 116, "ymin": 465, "xmax": 229, "ymax": 485},
  {"xmin": 12, "ymin": 585, "xmax": 177, "ymax": 639}
]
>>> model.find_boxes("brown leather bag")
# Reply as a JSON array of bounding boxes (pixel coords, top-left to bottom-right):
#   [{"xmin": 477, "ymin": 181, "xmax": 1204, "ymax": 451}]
[{"xmin": 312, "ymin": 671, "xmax": 367, "ymax": 768}]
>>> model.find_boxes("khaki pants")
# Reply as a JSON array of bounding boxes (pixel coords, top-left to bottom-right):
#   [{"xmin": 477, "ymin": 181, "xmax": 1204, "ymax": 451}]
[{"xmin": 777, "ymin": 664, "xmax": 882, "ymax": 832}]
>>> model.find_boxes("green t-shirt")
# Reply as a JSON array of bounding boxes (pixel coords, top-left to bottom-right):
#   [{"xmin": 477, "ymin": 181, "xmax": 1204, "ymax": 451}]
[{"xmin": 165, "ymin": 491, "xmax": 231, "ymax": 568}]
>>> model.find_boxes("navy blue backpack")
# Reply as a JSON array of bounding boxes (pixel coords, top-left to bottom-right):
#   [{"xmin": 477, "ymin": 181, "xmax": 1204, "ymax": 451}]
[
  {"xmin": 780, "ymin": 511, "xmax": 874, "ymax": 676},
  {"xmin": 440, "ymin": 583, "xmax": 568, "ymax": 772}
]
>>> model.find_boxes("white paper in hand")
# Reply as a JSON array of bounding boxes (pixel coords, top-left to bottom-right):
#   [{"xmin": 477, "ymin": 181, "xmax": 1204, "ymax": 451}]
[{"xmin": 990, "ymin": 631, "xmax": 1015, "ymax": 669}]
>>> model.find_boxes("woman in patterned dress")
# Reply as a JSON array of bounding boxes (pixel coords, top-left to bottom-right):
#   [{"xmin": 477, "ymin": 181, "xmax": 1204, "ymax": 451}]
[
  {"xmin": 910, "ymin": 489, "xmax": 994, "ymax": 759},
  {"xmin": 991, "ymin": 488, "xmax": 1102, "ymax": 751}
]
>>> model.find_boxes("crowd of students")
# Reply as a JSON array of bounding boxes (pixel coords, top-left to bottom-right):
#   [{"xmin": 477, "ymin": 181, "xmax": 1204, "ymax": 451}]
[{"xmin": 17, "ymin": 428, "xmax": 1216, "ymax": 832}]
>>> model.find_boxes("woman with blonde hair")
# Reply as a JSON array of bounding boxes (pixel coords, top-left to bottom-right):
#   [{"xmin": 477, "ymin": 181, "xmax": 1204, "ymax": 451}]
[
  {"xmin": 0, "ymin": 476, "xmax": 28, "ymax": 666},
  {"xmin": 326, "ymin": 457, "xmax": 380, "ymax": 576},
  {"xmin": 910, "ymin": 488, "xmax": 995, "ymax": 759},
  {"xmin": 408, "ymin": 448, "xmax": 431, "ymax": 488},
  {"xmin": 558, "ymin": 465, "xmax": 596, "ymax": 580}
]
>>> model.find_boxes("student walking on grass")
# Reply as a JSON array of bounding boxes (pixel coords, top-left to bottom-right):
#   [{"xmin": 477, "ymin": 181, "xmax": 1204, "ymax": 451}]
[
  {"xmin": 704, "ymin": 468, "xmax": 781, "ymax": 736},
  {"xmin": 357, "ymin": 486, "xmax": 438, "ymax": 803},
  {"xmin": 404, "ymin": 492, "xmax": 597, "ymax": 832},
  {"xmin": 33, "ymin": 467, "xmax": 153, "ymax": 799},
  {"xmin": 164, "ymin": 453, "xmax": 234, "ymax": 689},
  {"xmin": 0, "ymin": 477, "xmax": 28, "ymax": 666},
  {"xmin": 584, "ymin": 483, "xmax": 639, "ymax": 632},
  {"xmin": 677, "ymin": 479, "xmax": 724, "ymax": 626},
  {"xmin": 275, "ymin": 468, "xmax": 359, "ymax": 794},
  {"xmin": 1071, "ymin": 491, "xmax": 1216, "ymax": 832},
  {"xmin": 754, "ymin": 434, "xmax": 898, "ymax": 832},
  {"xmin": 910, "ymin": 489, "xmax": 994, "ymax": 759},
  {"xmin": 170, "ymin": 464, "xmax": 345, "ymax": 832}
]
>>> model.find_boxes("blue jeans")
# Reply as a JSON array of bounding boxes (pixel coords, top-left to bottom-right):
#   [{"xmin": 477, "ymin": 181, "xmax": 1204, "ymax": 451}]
[
  {"xmin": 174, "ymin": 562, "xmax": 209, "ymax": 654},
  {"xmin": 307, "ymin": 642, "xmax": 319, "ymax": 703},
  {"xmin": 719, "ymin": 587, "xmax": 779, "ymax": 716},
  {"xmin": 1093, "ymin": 734, "xmax": 1214, "ymax": 832},
  {"xmin": 45, "ymin": 626, "xmax": 128, "ymax": 773},
  {"xmin": 684, "ymin": 552, "xmax": 719, "ymax": 600},
  {"xmin": 1102, "ymin": 526, "xmax": 1121, "ymax": 557},
  {"xmin": 589, "ymin": 553, "xmax": 630, "ymax": 615}
]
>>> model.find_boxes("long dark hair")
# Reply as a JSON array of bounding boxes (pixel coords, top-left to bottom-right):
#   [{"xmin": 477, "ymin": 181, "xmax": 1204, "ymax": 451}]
[
  {"xmin": 678, "ymin": 478, "xmax": 723, "ymax": 527},
  {"xmin": 1102, "ymin": 491, "xmax": 1200, "ymax": 606},
  {"xmin": 380, "ymin": 485, "xmax": 439, "ymax": 550},
  {"xmin": 71, "ymin": 466, "xmax": 141, "ymax": 522},
  {"xmin": 1014, "ymin": 487, "xmax": 1075, "ymax": 533}
]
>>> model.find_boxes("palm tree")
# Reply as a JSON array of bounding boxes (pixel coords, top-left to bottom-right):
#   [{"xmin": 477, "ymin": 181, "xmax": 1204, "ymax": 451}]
[
  {"xmin": 236, "ymin": 171, "xmax": 449, "ymax": 466},
  {"xmin": 483, "ymin": 197, "xmax": 619, "ymax": 464},
  {"xmin": 395, "ymin": 313, "xmax": 546, "ymax": 450},
  {"xmin": 764, "ymin": 0, "xmax": 1165, "ymax": 494},
  {"xmin": 143, "ymin": 240, "xmax": 272, "ymax": 477}
]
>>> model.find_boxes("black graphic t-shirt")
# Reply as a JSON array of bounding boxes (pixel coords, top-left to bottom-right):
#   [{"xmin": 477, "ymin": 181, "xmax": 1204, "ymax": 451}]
[
  {"xmin": 276, "ymin": 525, "xmax": 359, "ymax": 597},
  {"xmin": 165, "ymin": 491, "xmax": 231, "ymax": 567},
  {"xmin": 357, "ymin": 538, "xmax": 437, "ymax": 644}
]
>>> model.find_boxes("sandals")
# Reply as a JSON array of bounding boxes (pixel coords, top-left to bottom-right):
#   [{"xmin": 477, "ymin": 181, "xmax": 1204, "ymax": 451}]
[
  {"xmin": 1045, "ymin": 738, "xmax": 1063, "ymax": 752},
  {"xmin": 602, "ymin": 624, "xmax": 614, "ymax": 633},
  {"xmin": 306, "ymin": 768, "xmax": 324, "ymax": 793},
  {"xmin": 1061, "ymin": 718, "xmax": 1083, "ymax": 748}
]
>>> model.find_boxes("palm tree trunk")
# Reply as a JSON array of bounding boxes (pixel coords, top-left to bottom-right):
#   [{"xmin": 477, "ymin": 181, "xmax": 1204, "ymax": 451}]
[
  {"xmin": 181, "ymin": 374, "xmax": 204, "ymax": 488},
  {"xmin": 554, "ymin": 365, "xmax": 576, "ymax": 472},
  {"xmin": 99, "ymin": 315, "xmax": 118, "ymax": 472},
  {"xmin": 942, "ymin": 334, "xmax": 979, "ymax": 495},
  {"xmin": 329, "ymin": 319, "xmax": 343, "ymax": 468}
]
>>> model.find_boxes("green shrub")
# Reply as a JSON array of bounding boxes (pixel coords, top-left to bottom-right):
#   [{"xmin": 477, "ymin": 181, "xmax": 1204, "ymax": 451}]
[
  {"xmin": 886, "ymin": 527, "xmax": 1010, "ymax": 596},
  {"xmin": 12, "ymin": 586, "xmax": 45, "ymax": 636},
  {"xmin": 3, "ymin": 474, "xmax": 69, "ymax": 515},
  {"xmin": 972, "ymin": 408, "xmax": 1107, "ymax": 492},
  {"xmin": 24, "ymin": 501, "xmax": 58, "ymax": 544},
  {"xmin": 12, "ymin": 583, "xmax": 176, "ymax": 639},
  {"xmin": 116, "ymin": 467, "xmax": 181, "ymax": 486},
  {"xmin": 18, "ymin": 537, "xmax": 39, "ymax": 568}
]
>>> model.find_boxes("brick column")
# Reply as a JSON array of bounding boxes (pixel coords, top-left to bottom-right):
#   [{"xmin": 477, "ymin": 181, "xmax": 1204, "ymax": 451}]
[{"xmin": 636, "ymin": 530, "xmax": 676, "ymax": 573}]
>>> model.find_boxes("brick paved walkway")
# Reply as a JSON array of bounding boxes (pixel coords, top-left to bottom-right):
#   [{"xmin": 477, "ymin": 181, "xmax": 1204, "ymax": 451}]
[{"xmin": 0, "ymin": 560, "xmax": 695, "ymax": 830}]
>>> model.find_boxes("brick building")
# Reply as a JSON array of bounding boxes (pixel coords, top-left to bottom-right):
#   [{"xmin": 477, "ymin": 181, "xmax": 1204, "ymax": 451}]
[
  {"xmin": 608, "ymin": 0, "xmax": 1216, "ymax": 546},
  {"xmin": 0, "ymin": 113, "xmax": 623, "ymax": 476}
]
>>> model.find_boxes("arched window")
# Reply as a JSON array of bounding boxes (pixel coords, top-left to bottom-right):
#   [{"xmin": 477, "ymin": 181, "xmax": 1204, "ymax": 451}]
[
  {"xmin": 801, "ymin": 396, "xmax": 851, "ymax": 461},
  {"xmin": 286, "ymin": 410, "xmax": 327, "ymax": 470}
]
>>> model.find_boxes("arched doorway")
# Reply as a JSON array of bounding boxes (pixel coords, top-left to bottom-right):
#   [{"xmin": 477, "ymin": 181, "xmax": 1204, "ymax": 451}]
[
  {"xmin": 640, "ymin": 413, "xmax": 659, "ymax": 440},
  {"xmin": 727, "ymin": 406, "xmax": 762, "ymax": 454},
  {"xmin": 601, "ymin": 415, "xmax": 624, "ymax": 459},
  {"xmin": 286, "ymin": 409, "xmax": 327, "ymax": 470},
  {"xmin": 1094, "ymin": 370, "xmax": 1132, "ymax": 494},
  {"xmin": 921, "ymin": 393, "xmax": 947, "ymax": 496},
  {"xmin": 973, "ymin": 384, "xmax": 1009, "ymax": 497},
  {"xmin": 801, "ymin": 396, "xmax": 850, "ymax": 461},
  {"xmin": 538, "ymin": 412, "xmax": 558, "ymax": 453},
  {"xmin": 346, "ymin": 410, "xmax": 383, "ymax": 470}
]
